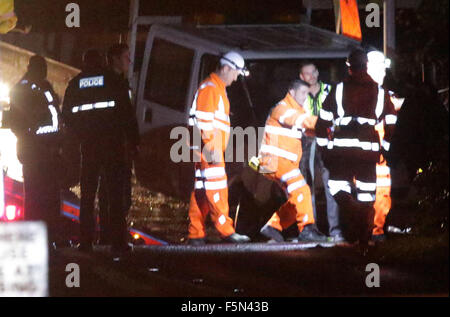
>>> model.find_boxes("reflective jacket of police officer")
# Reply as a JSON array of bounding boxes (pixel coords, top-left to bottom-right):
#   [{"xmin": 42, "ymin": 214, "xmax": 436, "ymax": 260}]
[
  {"xmin": 62, "ymin": 52, "xmax": 136, "ymax": 154},
  {"xmin": 9, "ymin": 55, "xmax": 61, "ymax": 164}
]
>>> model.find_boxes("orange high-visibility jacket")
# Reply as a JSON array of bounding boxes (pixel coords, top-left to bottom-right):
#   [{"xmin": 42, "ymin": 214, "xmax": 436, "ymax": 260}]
[
  {"xmin": 259, "ymin": 92, "xmax": 317, "ymax": 171},
  {"xmin": 188, "ymin": 73, "xmax": 231, "ymax": 162}
]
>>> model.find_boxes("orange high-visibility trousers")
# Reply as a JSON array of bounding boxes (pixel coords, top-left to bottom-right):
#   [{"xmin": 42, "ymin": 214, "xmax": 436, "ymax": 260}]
[
  {"xmin": 188, "ymin": 162, "xmax": 235, "ymax": 239},
  {"xmin": 373, "ymin": 161, "xmax": 392, "ymax": 235},
  {"xmin": 265, "ymin": 158, "xmax": 315, "ymax": 233}
]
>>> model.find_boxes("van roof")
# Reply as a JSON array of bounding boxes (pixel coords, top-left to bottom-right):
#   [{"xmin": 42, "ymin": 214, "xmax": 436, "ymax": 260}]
[{"xmin": 155, "ymin": 23, "xmax": 361, "ymax": 59}]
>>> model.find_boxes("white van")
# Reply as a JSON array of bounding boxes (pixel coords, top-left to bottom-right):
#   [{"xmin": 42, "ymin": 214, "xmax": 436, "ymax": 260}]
[{"xmin": 132, "ymin": 23, "xmax": 359, "ymax": 209}]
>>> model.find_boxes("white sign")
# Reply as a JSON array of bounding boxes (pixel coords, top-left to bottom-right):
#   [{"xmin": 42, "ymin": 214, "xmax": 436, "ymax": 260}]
[{"xmin": 0, "ymin": 222, "xmax": 48, "ymax": 297}]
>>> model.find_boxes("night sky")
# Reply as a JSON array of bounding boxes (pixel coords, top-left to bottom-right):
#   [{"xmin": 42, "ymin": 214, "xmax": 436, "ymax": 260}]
[
  {"xmin": 15, "ymin": 0, "xmax": 306, "ymax": 31},
  {"xmin": 10, "ymin": 0, "xmax": 447, "ymax": 77}
]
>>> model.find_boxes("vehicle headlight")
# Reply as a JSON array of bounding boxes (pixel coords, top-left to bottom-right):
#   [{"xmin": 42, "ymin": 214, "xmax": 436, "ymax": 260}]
[{"xmin": 0, "ymin": 81, "xmax": 10, "ymax": 105}]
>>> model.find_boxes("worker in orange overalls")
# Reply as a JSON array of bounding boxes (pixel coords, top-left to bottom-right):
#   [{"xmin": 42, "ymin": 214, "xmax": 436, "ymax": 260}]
[
  {"xmin": 257, "ymin": 79, "xmax": 328, "ymax": 243},
  {"xmin": 187, "ymin": 51, "xmax": 251, "ymax": 245},
  {"xmin": 367, "ymin": 50, "xmax": 404, "ymax": 242}
]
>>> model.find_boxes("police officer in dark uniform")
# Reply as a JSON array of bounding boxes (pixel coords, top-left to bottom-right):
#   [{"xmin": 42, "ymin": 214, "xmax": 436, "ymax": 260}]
[
  {"xmin": 62, "ymin": 49, "xmax": 137, "ymax": 253},
  {"xmin": 9, "ymin": 55, "xmax": 63, "ymax": 248},
  {"xmin": 97, "ymin": 44, "xmax": 139, "ymax": 245}
]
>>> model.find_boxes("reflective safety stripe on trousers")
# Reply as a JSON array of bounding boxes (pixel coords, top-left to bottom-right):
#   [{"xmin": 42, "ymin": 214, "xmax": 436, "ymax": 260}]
[
  {"xmin": 328, "ymin": 180, "xmax": 352, "ymax": 196},
  {"xmin": 194, "ymin": 179, "xmax": 227, "ymax": 190},
  {"xmin": 286, "ymin": 179, "xmax": 307, "ymax": 194},
  {"xmin": 280, "ymin": 169, "xmax": 301, "ymax": 183},
  {"xmin": 357, "ymin": 193, "xmax": 376, "ymax": 202},
  {"xmin": 355, "ymin": 180, "xmax": 377, "ymax": 192},
  {"xmin": 195, "ymin": 167, "xmax": 226, "ymax": 179},
  {"xmin": 72, "ymin": 101, "xmax": 115, "ymax": 113},
  {"xmin": 376, "ymin": 165, "xmax": 391, "ymax": 187}
]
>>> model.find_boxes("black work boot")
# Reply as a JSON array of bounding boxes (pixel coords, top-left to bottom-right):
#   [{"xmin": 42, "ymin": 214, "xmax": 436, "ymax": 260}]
[
  {"xmin": 371, "ymin": 233, "xmax": 386, "ymax": 243},
  {"xmin": 357, "ymin": 204, "xmax": 375, "ymax": 247},
  {"xmin": 329, "ymin": 232, "xmax": 348, "ymax": 244},
  {"xmin": 223, "ymin": 233, "xmax": 251, "ymax": 243},
  {"xmin": 260, "ymin": 224, "xmax": 284, "ymax": 243},
  {"xmin": 297, "ymin": 224, "xmax": 328, "ymax": 242}
]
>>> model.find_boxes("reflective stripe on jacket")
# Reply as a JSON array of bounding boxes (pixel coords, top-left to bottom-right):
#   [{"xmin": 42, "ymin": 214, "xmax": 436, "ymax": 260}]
[
  {"xmin": 9, "ymin": 77, "xmax": 61, "ymax": 164},
  {"xmin": 188, "ymin": 73, "xmax": 231, "ymax": 160},
  {"xmin": 62, "ymin": 69, "xmax": 135, "ymax": 145},
  {"xmin": 316, "ymin": 71, "xmax": 396, "ymax": 162},
  {"xmin": 259, "ymin": 92, "xmax": 315, "ymax": 170}
]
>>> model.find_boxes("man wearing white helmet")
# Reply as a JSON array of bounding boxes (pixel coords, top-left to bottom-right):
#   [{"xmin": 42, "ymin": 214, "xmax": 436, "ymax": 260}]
[
  {"xmin": 187, "ymin": 51, "xmax": 250, "ymax": 245},
  {"xmin": 367, "ymin": 50, "xmax": 404, "ymax": 242}
]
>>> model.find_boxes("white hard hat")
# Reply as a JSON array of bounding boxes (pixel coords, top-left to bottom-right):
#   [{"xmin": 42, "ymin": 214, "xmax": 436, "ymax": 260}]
[
  {"xmin": 220, "ymin": 51, "xmax": 249, "ymax": 76},
  {"xmin": 367, "ymin": 50, "xmax": 391, "ymax": 68}
]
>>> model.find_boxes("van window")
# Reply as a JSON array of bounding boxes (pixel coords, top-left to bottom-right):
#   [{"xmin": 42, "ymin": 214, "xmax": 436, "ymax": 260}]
[
  {"xmin": 199, "ymin": 54, "xmax": 220, "ymax": 84},
  {"xmin": 144, "ymin": 38, "xmax": 194, "ymax": 112},
  {"xmin": 226, "ymin": 59, "xmax": 346, "ymax": 127}
]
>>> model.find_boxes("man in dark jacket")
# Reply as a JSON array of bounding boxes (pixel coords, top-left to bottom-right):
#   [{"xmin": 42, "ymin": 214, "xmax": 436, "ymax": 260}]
[
  {"xmin": 97, "ymin": 43, "xmax": 139, "ymax": 245},
  {"xmin": 9, "ymin": 55, "xmax": 62, "ymax": 248},
  {"xmin": 62, "ymin": 49, "xmax": 137, "ymax": 253},
  {"xmin": 315, "ymin": 49, "xmax": 396, "ymax": 245}
]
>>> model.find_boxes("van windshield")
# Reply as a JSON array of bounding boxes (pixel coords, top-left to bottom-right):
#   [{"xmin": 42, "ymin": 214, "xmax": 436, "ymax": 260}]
[
  {"xmin": 227, "ymin": 58, "xmax": 347, "ymax": 128},
  {"xmin": 199, "ymin": 55, "xmax": 347, "ymax": 128}
]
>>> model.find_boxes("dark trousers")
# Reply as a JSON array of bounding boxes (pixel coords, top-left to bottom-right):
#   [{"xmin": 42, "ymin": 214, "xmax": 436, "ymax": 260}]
[
  {"xmin": 98, "ymin": 159, "xmax": 132, "ymax": 243},
  {"xmin": 79, "ymin": 144, "xmax": 126, "ymax": 248},
  {"xmin": 23, "ymin": 161, "xmax": 61, "ymax": 243},
  {"xmin": 300, "ymin": 137, "xmax": 341, "ymax": 236},
  {"xmin": 327, "ymin": 158, "xmax": 377, "ymax": 243}
]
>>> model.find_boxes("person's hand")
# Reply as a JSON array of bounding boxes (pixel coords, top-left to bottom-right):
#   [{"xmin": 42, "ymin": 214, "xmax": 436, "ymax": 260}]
[{"xmin": 302, "ymin": 115, "xmax": 318, "ymax": 130}]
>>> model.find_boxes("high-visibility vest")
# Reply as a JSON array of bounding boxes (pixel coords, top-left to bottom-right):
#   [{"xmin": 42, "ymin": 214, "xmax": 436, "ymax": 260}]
[
  {"xmin": 10, "ymin": 79, "xmax": 60, "ymax": 136},
  {"xmin": 304, "ymin": 81, "xmax": 332, "ymax": 116}
]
